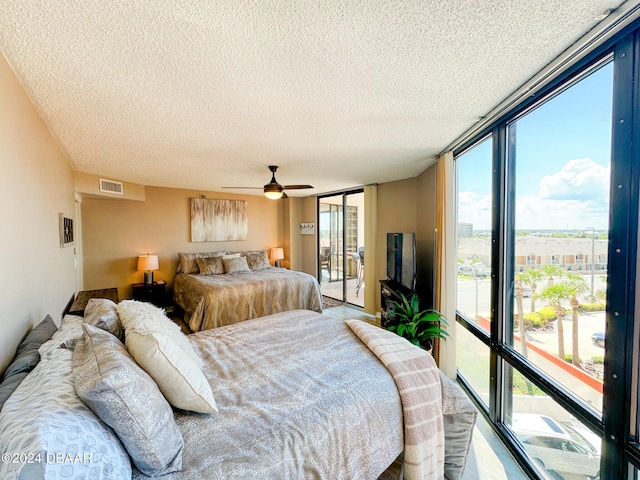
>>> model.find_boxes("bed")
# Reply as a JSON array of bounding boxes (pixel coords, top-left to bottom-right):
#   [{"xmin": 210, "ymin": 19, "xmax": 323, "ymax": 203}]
[
  {"xmin": 0, "ymin": 305, "xmax": 476, "ymax": 480},
  {"xmin": 174, "ymin": 256, "xmax": 323, "ymax": 331}
]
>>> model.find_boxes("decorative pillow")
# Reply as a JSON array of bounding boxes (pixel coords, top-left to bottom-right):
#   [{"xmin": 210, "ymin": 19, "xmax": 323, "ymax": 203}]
[
  {"xmin": 84, "ymin": 298, "xmax": 123, "ymax": 340},
  {"xmin": 221, "ymin": 253, "xmax": 241, "ymax": 260},
  {"xmin": 242, "ymin": 250, "xmax": 271, "ymax": 271},
  {"xmin": 177, "ymin": 251, "xmax": 227, "ymax": 274},
  {"xmin": 73, "ymin": 324, "xmax": 183, "ymax": 476},
  {"xmin": 0, "ymin": 331, "xmax": 132, "ymax": 479},
  {"xmin": 15, "ymin": 315, "xmax": 58, "ymax": 355},
  {"xmin": 125, "ymin": 330, "xmax": 217, "ymax": 413},
  {"xmin": 117, "ymin": 300, "xmax": 204, "ymax": 368},
  {"xmin": 2, "ymin": 315, "xmax": 57, "ymax": 380},
  {"xmin": 196, "ymin": 256, "xmax": 225, "ymax": 275},
  {"xmin": 223, "ymin": 256, "xmax": 250, "ymax": 273},
  {"xmin": 38, "ymin": 314, "xmax": 85, "ymax": 359}
]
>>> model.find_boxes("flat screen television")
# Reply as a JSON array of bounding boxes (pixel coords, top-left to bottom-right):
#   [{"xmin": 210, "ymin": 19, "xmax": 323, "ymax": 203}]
[{"xmin": 386, "ymin": 232, "xmax": 416, "ymax": 291}]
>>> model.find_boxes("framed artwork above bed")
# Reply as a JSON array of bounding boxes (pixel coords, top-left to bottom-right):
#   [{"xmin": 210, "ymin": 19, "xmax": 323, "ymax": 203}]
[{"xmin": 190, "ymin": 198, "xmax": 247, "ymax": 242}]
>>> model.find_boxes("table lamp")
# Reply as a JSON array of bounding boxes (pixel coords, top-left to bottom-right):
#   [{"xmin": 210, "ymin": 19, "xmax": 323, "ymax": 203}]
[
  {"xmin": 270, "ymin": 248, "xmax": 284, "ymax": 268},
  {"xmin": 137, "ymin": 253, "xmax": 159, "ymax": 285}
]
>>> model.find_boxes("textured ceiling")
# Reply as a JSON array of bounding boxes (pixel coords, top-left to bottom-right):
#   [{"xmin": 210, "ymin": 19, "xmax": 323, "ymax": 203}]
[{"xmin": 0, "ymin": 1, "xmax": 631, "ymax": 196}]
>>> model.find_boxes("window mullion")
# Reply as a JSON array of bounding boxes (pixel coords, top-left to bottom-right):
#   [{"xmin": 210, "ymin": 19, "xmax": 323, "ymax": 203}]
[
  {"xmin": 490, "ymin": 123, "xmax": 511, "ymax": 424},
  {"xmin": 602, "ymin": 32, "xmax": 638, "ymax": 479}
]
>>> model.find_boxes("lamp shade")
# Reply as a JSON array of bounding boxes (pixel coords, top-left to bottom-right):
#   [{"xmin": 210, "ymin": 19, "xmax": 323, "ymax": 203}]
[
  {"xmin": 137, "ymin": 254, "xmax": 159, "ymax": 271},
  {"xmin": 270, "ymin": 248, "xmax": 284, "ymax": 261}
]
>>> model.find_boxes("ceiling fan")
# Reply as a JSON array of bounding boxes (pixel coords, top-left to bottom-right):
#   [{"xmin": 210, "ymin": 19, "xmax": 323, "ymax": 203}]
[{"xmin": 223, "ymin": 165, "xmax": 313, "ymax": 199}]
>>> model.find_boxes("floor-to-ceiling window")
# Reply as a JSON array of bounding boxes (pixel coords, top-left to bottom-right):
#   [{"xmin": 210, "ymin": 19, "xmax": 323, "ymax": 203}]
[
  {"xmin": 318, "ymin": 190, "xmax": 365, "ymax": 307},
  {"xmin": 454, "ymin": 23, "xmax": 640, "ymax": 480},
  {"xmin": 456, "ymin": 136, "xmax": 493, "ymax": 408}
]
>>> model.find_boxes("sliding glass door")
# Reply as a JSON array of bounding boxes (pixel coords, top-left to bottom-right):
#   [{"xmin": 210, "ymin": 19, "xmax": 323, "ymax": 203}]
[{"xmin": 318, "ymin": 190, "xmax": 365, "ymax": 307}]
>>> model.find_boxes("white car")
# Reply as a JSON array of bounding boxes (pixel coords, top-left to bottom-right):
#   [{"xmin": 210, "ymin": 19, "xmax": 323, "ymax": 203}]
[{"xmin": 512, "ymin": 413, "xmax": 600, "ymax": 479}]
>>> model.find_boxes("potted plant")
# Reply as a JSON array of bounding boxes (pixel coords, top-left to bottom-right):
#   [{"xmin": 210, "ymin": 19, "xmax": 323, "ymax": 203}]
[{"xmin": 386, "ymin": 292, "xmax": 449, "ymax": 351}]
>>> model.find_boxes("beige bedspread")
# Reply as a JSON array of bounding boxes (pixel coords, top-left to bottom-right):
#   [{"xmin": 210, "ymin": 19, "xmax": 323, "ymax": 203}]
[
  {"xmin": 132, "ymin": 310, "xmax": 404, "ymax": 480},
  {"xmin": 173, "ymin": 267, "xmax": 322, "ymax": 331}
]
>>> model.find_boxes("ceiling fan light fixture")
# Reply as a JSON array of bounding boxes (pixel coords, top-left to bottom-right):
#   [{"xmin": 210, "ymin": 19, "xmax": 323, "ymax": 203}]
[{"xmin": 264, "ymin": 184, "xmax": 284, "ymax": 199}]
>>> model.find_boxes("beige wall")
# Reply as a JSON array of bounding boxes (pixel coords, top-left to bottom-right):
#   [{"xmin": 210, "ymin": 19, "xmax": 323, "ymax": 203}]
[
  {"xmin": 283, "ymin": 197, "xmax": 302, "ymax": 271},
  {"xmin": 375, "ymin": 178, "xmax": 418, "ymax": 309},
  {"xmin": 0, "ymin": 53, "xmax": 77, "ymax": 371},
  {"xmin": 81, "ymin": 187, "xmax": 283, "ymax": 300}
]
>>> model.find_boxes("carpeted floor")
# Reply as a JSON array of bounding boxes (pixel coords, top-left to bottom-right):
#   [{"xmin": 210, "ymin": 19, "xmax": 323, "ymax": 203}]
[{"xmin": 322, "ymin": 295, "xmax": 343, "ymax": 308}]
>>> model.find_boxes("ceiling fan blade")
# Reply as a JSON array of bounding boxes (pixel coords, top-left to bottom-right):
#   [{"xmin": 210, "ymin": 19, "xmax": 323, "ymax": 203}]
[
  {"xmin": 221, "ymin": 187, "xmax": 263, "ymax": 189},
  {"xmin": 283, "ymin": 185, "xmax": 313, "ymax": 190}
]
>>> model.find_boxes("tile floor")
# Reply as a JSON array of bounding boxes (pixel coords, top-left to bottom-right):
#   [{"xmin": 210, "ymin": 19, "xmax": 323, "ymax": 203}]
[
  {"xmin": 321, "ymin": 277, "xmax": 366, "ymax": 308},
  {"xmin": 325, "ymin": 303, "xmax": 528, "ymax": 480}
]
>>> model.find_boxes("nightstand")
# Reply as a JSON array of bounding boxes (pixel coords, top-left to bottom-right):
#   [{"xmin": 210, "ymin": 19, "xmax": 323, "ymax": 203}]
[{"xmin": 132, "ymin": 281, "xmax": 167, "ymax": 308}]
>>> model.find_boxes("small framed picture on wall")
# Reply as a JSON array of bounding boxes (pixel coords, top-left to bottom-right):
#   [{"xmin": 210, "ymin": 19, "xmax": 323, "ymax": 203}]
[
  {"xmin": 59, "ymin": 213, "xmax": 74, "ymax": 248},
  {"xmin": 300, "ymin": 222, "xmax": 315, "ymax": 235}
]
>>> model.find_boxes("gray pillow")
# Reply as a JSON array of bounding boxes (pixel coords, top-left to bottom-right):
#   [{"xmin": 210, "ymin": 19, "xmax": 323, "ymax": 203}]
[
  {"xmin": 439, "ymin": 371, "xmax": 478, "ymax": 480},
  {"xmin": 223, "ymin": 256, "xmax": 250, "ymax": 273},
  {"xmin": 84, "ymin": 298, "xmax": 123, "ymax": 340},
  {"xmin": 73, "ymin": 323, "xmax": 184, "ymax": 476},
  {"xmin": 2, "ymin": 315, "xmax": 58, "ymax": 380},
  {"xmin": 15, "ymin": 315, "xmax": 58, "ymax": 355}
]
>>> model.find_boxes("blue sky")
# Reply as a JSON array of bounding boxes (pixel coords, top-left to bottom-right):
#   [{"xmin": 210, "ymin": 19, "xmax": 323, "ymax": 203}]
[{"xmin": 458, "ymin": 62, "xmax": 613, "ymax": 231}]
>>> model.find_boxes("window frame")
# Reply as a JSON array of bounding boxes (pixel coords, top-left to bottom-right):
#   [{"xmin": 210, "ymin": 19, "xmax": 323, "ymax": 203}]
[{"xmin": 453, "ymin": 23, "xmax": 640, "ymax": 479}]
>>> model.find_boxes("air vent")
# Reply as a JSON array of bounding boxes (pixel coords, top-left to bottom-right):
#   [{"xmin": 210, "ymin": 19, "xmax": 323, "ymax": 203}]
[{"xmin": 99, "ymin": 178, "xmax": 123, "ymax": 195}]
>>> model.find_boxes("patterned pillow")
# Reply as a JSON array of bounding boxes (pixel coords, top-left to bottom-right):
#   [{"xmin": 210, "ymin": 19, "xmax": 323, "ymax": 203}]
[
  {"xmin": 125, "ymin": 329, "xmax": 217, "ymax": 413},
  {"xmin": 84, "ymin": 298, "xmax": 123, "ymax": 340},
  {"xmin": 242, "ymin": 250, "xmax": 271, "ymax": 271},
  {"xmin": 196, "ymin": 256, "xmax": 225, "ymax": 275},
  {"xmin": 177, "ymin": 251, "xmax": 227, "ymax": 274},
  {"xmin": 38, "ymin": 314, "xmax": 85, "ymax": 359},
  {"xmin": 117, "ymin": 300, "xmax": 204, "ymax": 369},
  {"xmin": 0, "ymin": 331, "xmax": 132, "ymax": 480},
  {"xmin": 0, "ymin": 372, "xmax": 27, "ymax": 412},
  {"xmin": 223, "ymin": 256, "xmax": 250, "ymax": 273},
  {"xmin": 73, "ymin": 324, "xmax": 183, "ymax": 476}
]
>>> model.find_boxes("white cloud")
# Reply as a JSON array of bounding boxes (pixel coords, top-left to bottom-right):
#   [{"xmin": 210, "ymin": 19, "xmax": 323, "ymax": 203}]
[
  {"xmin": 539, "ymin": 158, "xmax": 609, "ymax": 201},
  {"xmin": 458, "ymin": 158, "xmax": 610, "ymax": 231},
  {"xmin": 457, "ymin": 191, "xmax": 492, "ymax": 229},
  {"xmin": 515, "ymin": 196, "xmax": 608, "ymax": 230}
]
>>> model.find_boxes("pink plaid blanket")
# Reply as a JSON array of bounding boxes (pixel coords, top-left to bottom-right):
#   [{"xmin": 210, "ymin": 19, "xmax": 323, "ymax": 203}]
[{"xmin": 345, "ymin": 320, "xmax": 444, "ymax": 480}]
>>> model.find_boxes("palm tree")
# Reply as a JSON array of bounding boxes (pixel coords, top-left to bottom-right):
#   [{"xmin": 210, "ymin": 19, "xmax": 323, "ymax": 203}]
[
  {"xmin": 537, "ymin": 282, "xmax": 572, "ymax": 362},
  {"xmin": 526, "ymin": 268, "xmax": 545, "ymax": 312},
  {"xmin": 566, "ymin": 273, "xmax": 589, "ymax": 366},
  {"xmin": 541, "ymin": 264, "xmax": 565, "ymax": 287}
]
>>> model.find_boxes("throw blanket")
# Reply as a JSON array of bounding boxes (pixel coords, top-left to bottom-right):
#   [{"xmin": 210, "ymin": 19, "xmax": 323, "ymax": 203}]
[{"xmin": 345, "ymin": 320, "xmax": 445, "ymax": 480}]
